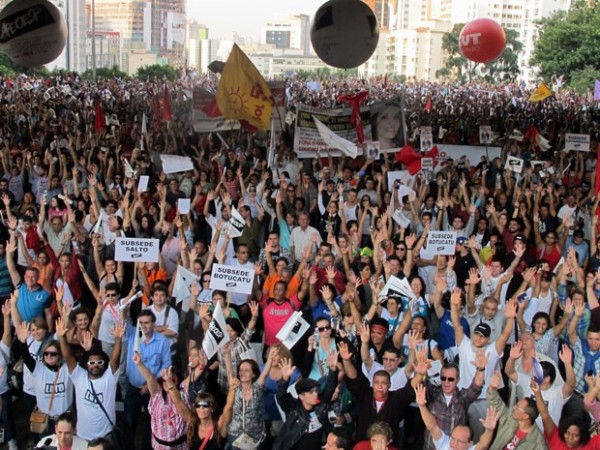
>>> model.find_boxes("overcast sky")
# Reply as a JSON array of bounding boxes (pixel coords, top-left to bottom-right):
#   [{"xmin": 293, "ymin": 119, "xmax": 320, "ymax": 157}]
[{"xmin": 187, "ymin": 0, "xmax": 326, "ymax": 40}]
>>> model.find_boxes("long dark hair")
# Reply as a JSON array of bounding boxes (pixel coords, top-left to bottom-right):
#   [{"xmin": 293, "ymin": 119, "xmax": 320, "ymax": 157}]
[{"xmin": 187, "ymin": 392, "xmax": 220, "ymax": 444}]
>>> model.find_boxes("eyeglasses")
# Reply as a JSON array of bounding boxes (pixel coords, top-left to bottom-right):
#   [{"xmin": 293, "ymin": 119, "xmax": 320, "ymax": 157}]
[
  {"xmin": 317, "ymin": 326, "xmax": 331, "ymax": 332},
  {"xmin": 450, "ymin": 436, "xmax": 470, "ymax": 445},
  {"xmin": 382, "ymin": 357, "xmax": 398, "ymax": 362},
  {"xmin": 195, "ymin": 401, "xmax": 212, "ymax": 409},
  {"xmin": 344, "ymin": 313, "xmax": 353, "ymax": 318},
  {"xmin": 105, "ymin": 293, "xmax": 117, "ymax": 297},
  {"xmin": 396, "ymin": 247, "xmax": 406, "ymax": 251},
  {"xmin": 514, "ymin": 404, "xmax": 527, "ymax": 414},
  {"xmin": 44, "ymin": 351, "xmax": 59, "ymax": 357},
  {"xmin": 440, "ymin": 376, "xmax": 456, "ymax": 382},
  {"xmin": 87, "ymin": 360, "xmax": 105, "ymax": 366},
  {"xmin": 202, "ymin": 279, "xmax": 210, "ymax": 283}
]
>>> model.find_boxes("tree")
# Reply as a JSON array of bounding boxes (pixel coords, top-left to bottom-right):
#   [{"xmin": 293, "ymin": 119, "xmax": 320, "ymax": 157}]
[
  {"xmin": 81, "ymin": 66, "xmax": 128, "ymax": 81},
  {"xmin": 530, "ymin": 1, "xmax": 600, "ymax": 82},
  {"xmin": 440, "ymin": 23, "xmax": 523, "ymax": 83},
  {"xmin": 135, "ymin": 64, "xmax": 178, "ymax": 81},
  {"xmin": 569, "ymin": 66, "xmax": 600, "ymax": 94}
]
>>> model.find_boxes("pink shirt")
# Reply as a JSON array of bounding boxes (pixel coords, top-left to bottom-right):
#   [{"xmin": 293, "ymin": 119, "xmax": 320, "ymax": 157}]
[{"xmin": 260, "ymin": 294, "xmax": 302, "ymax": 346}]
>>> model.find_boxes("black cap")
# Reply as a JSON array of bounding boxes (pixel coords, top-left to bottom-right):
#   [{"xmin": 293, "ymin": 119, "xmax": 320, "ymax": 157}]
[
  {"xmin": 474, "ymin": 323, "xmax": 491, "ymax": 338},
  {"xmin": 295, "ymin": 378, "xmax": 319, "ymax": 395}
]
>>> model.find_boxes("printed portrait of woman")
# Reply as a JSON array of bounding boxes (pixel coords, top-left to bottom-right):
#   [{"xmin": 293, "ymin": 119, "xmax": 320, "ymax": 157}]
[{"xmin": 370, "ymin": 98, "xmax": 406, "ymax": 150}]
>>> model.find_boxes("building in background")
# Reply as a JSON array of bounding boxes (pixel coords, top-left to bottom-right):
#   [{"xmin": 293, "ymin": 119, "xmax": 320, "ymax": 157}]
[
  {"xmin": 86, "ymin": 30, "xmax": 121, "ymax": 71},
  {"xmin": 261, "ymin": 14, "xmax": 312, "ymax": 55},
  {"xmin": 47, "ymin": 0, "xmax": 87, "ymax": 73}
]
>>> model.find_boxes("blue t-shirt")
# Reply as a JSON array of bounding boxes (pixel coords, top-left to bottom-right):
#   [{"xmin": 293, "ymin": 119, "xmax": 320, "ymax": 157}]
[
  {"xmin": 17, "ymin": 284, "xmax": 51, "ymax": 322},
  {"xmin": 310, "ymin": 296, "xmax": 343, "ymax": 324},
  {"xmin": 436, "ymin": 309, "xmax": 471, "ymax": 351},
  {"xmin": 261, "ymin": 366, "xmax": 301, "ymax": 421}
]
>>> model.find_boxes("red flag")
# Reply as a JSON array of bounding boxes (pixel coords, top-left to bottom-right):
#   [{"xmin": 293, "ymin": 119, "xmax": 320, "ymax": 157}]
[
  {"xmin": 337, "ymin": 91, "xmax": 369, "ymax": 144},
  {"xmin": 153, "ymin": 94, "xmax": 162, "ymax": 130},
  {"xmin": 94, "ymin": 102, "xmax": 105, "ymax": 133},
  {"xmin": 424, "ymin": 97, "xmax": 432, "ymax": 112},
  {"xmin": 595, "ymin": 143, "xmax": 600, "ymax": 197},
  {"xmin": 163, "ymin": 85, "xmax": 172, "ymax": 121},
  {"xmin": 395, "ymin": 145, "xmax": 439, "ymax": 175},
  {"xmin": 202, "ymin": 97, "xmax": 221, "ymax": 118}
]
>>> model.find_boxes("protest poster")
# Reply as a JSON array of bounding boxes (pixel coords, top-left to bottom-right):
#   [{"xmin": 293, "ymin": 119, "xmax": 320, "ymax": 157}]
[
  {"xmin": 115, "ymin": 237, "xmax": 159, "ymax": 262},
  {"xmin": 370, "ymin": 97, "xmax": 407, "ymax": 151},
  {"xmin": 364, "ymin": 141, "xmax": 381, "ymax": 160},
  {"xmin": 202, "ymin": 301, "xmax": 230, "ymax": 359},
  {"xmin": 313, "ymin": 116, "xmax": 358, "ymax": 158},
  {"xmin": 565, "ymin": 133, "xmax": 590, "ymax": 152},
  {"xmin": 210, "ymin": 263, "xmax": 256, "ymax": 295},
  {"xmin": 420, "ymin": 126, "xmax": 433, "ymax": 152},
  {"xmin": 276, "ymin": 311, "xmax": 311, "ymax": 349},
  {"xmin": 392, "ymin": 209, "xmax": 411, "ymax": 228},
  {"xmin": 228, "ymin": 206, "xmax": 245, "ymax": 238},
  {"xmin": 137, "ymin": 175, "xmax": 149, "ymax": 193},
  {"xmin": 191, "ymin": 87, "xmax": 241, "ymax": 132},
  {"xmin": 421, "ymin": 157, "xmax": 434, "ymax": 172},
  {"xmin": 172, "ymin": 265, "xmax": 200, "ymax": 311},
  {"xmin": 293, "ymin": 104, "xmax": 370, "ymax": 158},
  {"xmin": 426, "ymin": 231, "xmax": 457, "ymax": 256},
  {"xmin": 505, "ymin": 155, "xmax": 524, "ymax": 174},
  {"xmin": 479, "ymin": 126, "xmax": 493, "ymax": 144},
  {"xmin": 160, "ymin": 155, "xmax": 194, "ymax": 174},
  {"xmin": 177, "ymin": 198, "xmax": 191, "ymax": 214},
  {"xmin": 380, "ymin": 275, "xmax": 416, "ymax": 301}
]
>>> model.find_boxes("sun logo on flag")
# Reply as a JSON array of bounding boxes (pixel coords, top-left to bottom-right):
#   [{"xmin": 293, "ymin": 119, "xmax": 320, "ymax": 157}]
[{"xmin": 224, "ymin": 87, "xmax": 248, "ymax": 115}]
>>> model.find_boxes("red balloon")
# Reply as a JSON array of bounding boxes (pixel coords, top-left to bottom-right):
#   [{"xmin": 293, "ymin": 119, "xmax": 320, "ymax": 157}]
[{"xmin": 459, "ymin": 18, "xmax": 506, "ymax": 64}]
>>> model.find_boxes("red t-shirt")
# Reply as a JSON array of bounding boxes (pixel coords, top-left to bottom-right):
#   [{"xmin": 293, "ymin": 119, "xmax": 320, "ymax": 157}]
[
  {"xmin": 547, "ymin": 426, "xmax": 600, "ymax": 450},
  {"xmin": 503, "ymin": 428, "xmax": 528, "ymax": 450},
  {"xmin": 260, "ymin": 294, "xmax": 302, "ymax": 346}
]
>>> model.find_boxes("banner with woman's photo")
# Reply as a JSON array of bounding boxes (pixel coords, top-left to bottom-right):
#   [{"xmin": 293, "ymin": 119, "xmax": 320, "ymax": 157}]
[{"xmin": 293, "ymin": 96, "xmax": 406, "ymax": 158}]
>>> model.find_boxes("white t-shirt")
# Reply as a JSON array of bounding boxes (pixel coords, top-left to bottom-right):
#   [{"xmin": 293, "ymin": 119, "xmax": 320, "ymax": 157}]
[
  {"xmin": 70, "ymin": 365, "xmax": 119, "ymax": 441},
  {"xmin": 0, "ymin": 341, "xmax": 9, "ymax": 395},
  {"xmin": 33, "ymin": 363, "xmax": 73, "ymax": 416},
  {"xmin": 98, "ymin": 301, "xmax": 122, "ymax": 345},
  {"xmin": 147, "ymin": 303, "xmax": 179, "ymax": 345},
  {"xmin": 23, "ymin": 336, "xmax": 45, "ymax": 395},
  {"xmin": 362, "ymin": 361, "xmax": 407, "ymax": 391},
  {"xmin": 457, "ymin": 337, "xmax": 502, "ymax": 399},
  {"xmin": 434, "ymin": 432, "xmax": 476, "ymax": 450}
]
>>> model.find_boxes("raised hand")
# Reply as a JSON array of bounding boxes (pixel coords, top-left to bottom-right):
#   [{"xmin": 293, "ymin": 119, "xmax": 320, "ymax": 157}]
[
  {"xmin": 81, "ymin": 330, "xmax": 93, "ymax": 352},
  {"xmin": 415, "ymin": 383, "xmax": 427, "ymax": 407},
  {"xmin": 509, "ymin": 341, "xmax": 523, "ymax": 360},
  {"xmin": 112, "ymin": 321, "xmax": 126, "ymax": 340},
  {"xmin": 479, "ymin": 406, "xmax": 499, "ymax": 431},
  {"xmin": 450, "ymin": 288, "xmax": 462, "ymax": 308},
  {"xmin": 249, "ymin": 301, "xmax": 259, "ymax": 318},
  {"xmin": 559, "ymin": 343, "xmax": 573, "ymax": 365},
  {"xmin": 504, "ymin": 298, "xmax": 517, "ymax": 319},
  {"xmin": 472, "ymin": 349, "xmax": 489, "ymax": 370},
  {"xmin": 55, "ymin": 316, "xmax": 68, "ymax": 338},
  {"xmin": 338, "ymin": 341, "xmax": 353, "ymax": 361},
  {"xmin": 327, "ymin": 349, "xmax": 339, "ymax": 371},
  {"xmin": 279, "ymin": 357, "xmax": 296, "ymax": 381}
]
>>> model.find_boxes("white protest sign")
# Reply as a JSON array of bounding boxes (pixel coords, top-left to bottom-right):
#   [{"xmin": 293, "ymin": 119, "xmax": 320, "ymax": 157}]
[
  {"xmin": 313, "ymin": 116, "xmax": 358, "ymax": 158},
  {"xmin": 114, "ymin": 237, "xmax": 159, "ymax": 262},
  {"xmin": 228, "ymin": 206, "xmax": 245, "ymax": 238},
  {"xmin": 565, "ymin": 133, "xmax": 590, "ymax": 152},
  {"xmin": 364, "ymin": 141, "xmax": 380, "ymax": 160},
  {"xmin": 426, "ymin": 231, "xmax": 457, "ymax": 256},
  {"xmin": 387, "ymin": 170, "xmax": 415, "ymax": 191},
  {"xmin": 177, "ymin": 198, "xmax": 191, "ymax": 214},
  {"xmin": 137, "ymin": 175, "xmax": 149, "ymax": 193},
  {"xmin": 380, "ymin": 275, "xmax": 416, "ymax": 301},
  {"xmin": 420, "ymin": 126, "xmax": 433, "ymax": 152},
  {"xmin": 397, "ymin": 185, "xmax": 416, "ymax": 205},
  {"xmin": 276, "ymin": 311, "xmax": 311, "ymax": 349},
  {"xmin": 479, "ymin": 126, "xmax": 492, "ymax": 144},
  {"xmin": 392, "ymin": 209, "xmax": 411, "ymax": 228},
  {"xmin": 172, "ymin": 265, "xmax": 200, "ymax": 310},
  {"xmin": 160, "ymin": 155, "xmax": 194, "ymax": 174},
  {"xmin": 421, "ymin": 157, "xmax": 434, "ymax": 172},
  {"xmin": 202, "ymin": 301, "xmax": 230, "ymax": 359},
  {"xmin": 505, "ymin": 155, "xmax": 524, "ymax": 174},
  {"xmin": 210, "ymin": 263, "xmax": 256, "ymax": 295}
]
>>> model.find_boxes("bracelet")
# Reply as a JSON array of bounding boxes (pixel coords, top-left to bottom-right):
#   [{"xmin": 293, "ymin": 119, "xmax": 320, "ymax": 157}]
[
  {"xmin": 476, "ymin": 367, "xmax": 485, "ymax": 372},
  {"xmin": 407, "ymin": 247, "xmax": 413, "ymax": 251}
]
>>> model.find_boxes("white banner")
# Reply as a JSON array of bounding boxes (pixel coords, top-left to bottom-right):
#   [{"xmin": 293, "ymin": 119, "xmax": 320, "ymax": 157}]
[
  {"xmin": 210, "ymin": 263, "xmax": 255, "ymax": 295},
  {"xmin": 160, "ymin": 155, "xmax": 194, "ymax": 174},
  {"xmin": 202, "ymin": 301, "xmax": 230, "ymax": 359},
  {"xmin": 565, "ymin": 133, "xmax": 590, "ymax": 152},
  {"xmin": 172, "ymin": 265, "xmax": 200, "ymax": 310},
  {"xmin": 228, "ymin": 206, "xmax": 245, "ymax": 238},
  {"xmin": 114, "ymin": 237, "xmax": 159, "ymax": 262},
  {"xmin": 426, "ymin": 231, "xmax": 457, "ymax": 256},
  {"xmin": 276, "ymin": 311, "xmax": 310, "ymax": 349},
  {"xmin": 313, "ymin": 116, "xmax": 358, "ymax": 158}
]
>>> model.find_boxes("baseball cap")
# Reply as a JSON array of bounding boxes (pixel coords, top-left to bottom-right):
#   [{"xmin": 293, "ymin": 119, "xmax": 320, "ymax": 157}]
[
  {"xmin": 474, "ymin": 323, "xmax": 491, "ymax": 338},
  {"xmin": 456, "ymin": 236, "xmax": 468, "ymax": 245},
  {"xmin": 295, "ymin": 379, "xmax": 319, "ymax": 395}
]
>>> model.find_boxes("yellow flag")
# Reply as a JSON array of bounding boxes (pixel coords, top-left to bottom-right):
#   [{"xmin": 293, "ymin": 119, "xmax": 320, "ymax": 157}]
[
  {"xmin": 529, "ymin": 83, "xmax": 553, "ymax": 102},
  {"xmin": 216, "ymin": 44, "xmax": 272, "ymax": 130}
]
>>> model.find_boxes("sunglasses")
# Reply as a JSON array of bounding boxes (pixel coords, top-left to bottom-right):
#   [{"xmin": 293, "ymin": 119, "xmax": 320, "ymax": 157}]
[
  {"xmin": 317, "ymin": 326, "xmax": 331, "ymax": 332},
  {"xmin": 195, "ymin": 401, "xmax": 212, "ymax": 409},
  {"xmin": 87, "ymin": 360, "xmax": 105, "ymax": 366},
  {"xmin": 440, "ymin": 376, "xmax": 456, "ymax": 382},
  {"xmin": 202, "ymin": 279, "xmax": 210, "ymax": 283},
  {"xmin": 44, "ymin": 351, "xmax": 59, "ymax": 357},
  {"xmin": 396, "ymin": 247, "xmax": 406, "ymax": 251},
  {"xmin": 106, "ymin": 293, "xmax": 117, "ymax": 297}
]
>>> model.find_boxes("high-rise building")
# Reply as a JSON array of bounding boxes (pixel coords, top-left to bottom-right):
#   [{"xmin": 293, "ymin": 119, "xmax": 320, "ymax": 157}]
[
  {"xmin": 187, "ymin": 23, "xmax": 211, "ymax": 72},
  {"xmin": 261, "ymin": 14, "xmax": 312, "ymax": 55},
  {"xmin": 90, "ymin": 0, "xmax": 186, "ymax": 70}
]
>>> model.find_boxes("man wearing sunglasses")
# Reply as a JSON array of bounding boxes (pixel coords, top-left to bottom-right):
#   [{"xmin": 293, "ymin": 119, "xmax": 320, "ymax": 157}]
[{"xmin": 56, "ymin": 316, "xmax": 125, "ymax": 443}]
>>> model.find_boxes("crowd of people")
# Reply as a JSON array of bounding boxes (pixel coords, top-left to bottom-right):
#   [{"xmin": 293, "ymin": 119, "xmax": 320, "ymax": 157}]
[{"xmin": 0, "ymin": 71, "xmax": 598, "ymax": 450}]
